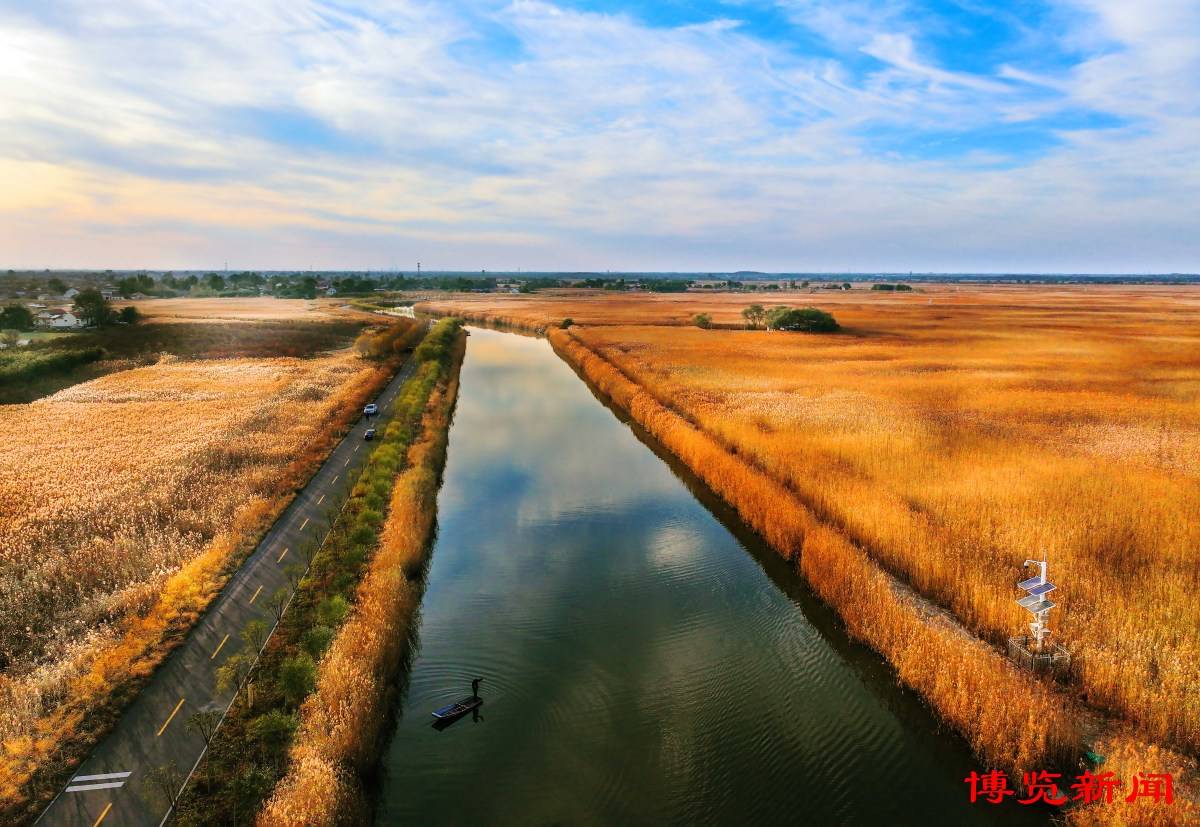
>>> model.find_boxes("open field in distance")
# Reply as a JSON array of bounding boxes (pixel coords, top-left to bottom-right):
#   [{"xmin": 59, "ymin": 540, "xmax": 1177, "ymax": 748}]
[
  {"xmin": 419, "ymin": 283, "xmax": 1200, "ymax": 331},
  {"xmin": 124, "ymin": 297, "xmax": 369, "ymax": 324}
]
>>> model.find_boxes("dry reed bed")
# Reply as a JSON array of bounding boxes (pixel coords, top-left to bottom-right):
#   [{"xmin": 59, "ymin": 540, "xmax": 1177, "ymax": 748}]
[
  {"xmin": 419, "ymin": 284, "xmax": 1200, "ymax": 330},
  {"xmin": 1066, "ymin": 734, "xmax": 1197, "ymax": 826},
  {"xmin": 420, "ymin": 285, "xmax": 1200, "ymax": 817},
  {"xmin": 549, "ymin": 326, "xmax": 1197, "ymax": 824},
  {"xmin": 0, "ymin": 351, "xmax": 392, "ymax": 813},
  {"xmin": 127, "ymin": 297, "xmax": 354, "ymax": 324},
  {"xmin": 259, "ymin": 334, "xmax": 464, "ymax": 825},
  {"xmin": 549, "ymin": 329, "xmax": 1079, "ymax": 769},
  {"xmin": 568, "ymin": 314, "xmax": 1200, "ymax": 756}
]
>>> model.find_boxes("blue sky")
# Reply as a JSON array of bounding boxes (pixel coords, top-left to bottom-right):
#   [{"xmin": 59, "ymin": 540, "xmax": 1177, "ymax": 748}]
[{"xmin": 0, "ymin": 0, "xmax": 1197, "ymax": 271}]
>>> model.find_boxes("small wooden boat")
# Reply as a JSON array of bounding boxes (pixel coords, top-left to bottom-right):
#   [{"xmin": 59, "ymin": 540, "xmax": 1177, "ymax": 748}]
[{"xmin": 431, "ymin": 696, "xmax": 482, "ymax": 721}]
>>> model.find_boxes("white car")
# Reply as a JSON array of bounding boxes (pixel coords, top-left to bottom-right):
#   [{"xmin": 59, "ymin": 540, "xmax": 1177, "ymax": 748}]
[{"xmin": 363, "ymin": 403, "xmax": 378, "ymax": 416}]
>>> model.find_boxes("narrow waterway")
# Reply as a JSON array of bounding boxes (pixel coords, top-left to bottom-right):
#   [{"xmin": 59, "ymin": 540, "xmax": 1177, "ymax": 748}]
[{"xmin": 376, "ymin": 327, "xmax": 1045, "ymax": 826}]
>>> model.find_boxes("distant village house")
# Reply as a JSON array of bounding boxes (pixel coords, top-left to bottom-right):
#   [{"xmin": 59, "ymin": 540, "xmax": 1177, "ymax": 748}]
[{"xmin": 36, "ymin": 308, "xmax": 84, "ymax": 329}]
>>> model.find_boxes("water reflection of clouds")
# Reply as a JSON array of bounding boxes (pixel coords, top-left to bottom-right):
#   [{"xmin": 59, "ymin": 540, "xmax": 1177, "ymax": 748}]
[
  {"xmin": 647, "ymin": 520, "xmax": 703, "ymax": 571},
  {"xmin": 385, "ymin": 328, "xmax": 1004, "ymax": 826},
  {"xmin": 449, "ymin": 329, "xmax": 683, "ymax": 527}
]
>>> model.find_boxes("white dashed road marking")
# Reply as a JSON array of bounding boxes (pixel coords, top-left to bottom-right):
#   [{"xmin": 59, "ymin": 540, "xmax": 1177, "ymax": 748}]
[{"xmin": 66, "ymin": 771, "xmax": 131, "ymax": 793}]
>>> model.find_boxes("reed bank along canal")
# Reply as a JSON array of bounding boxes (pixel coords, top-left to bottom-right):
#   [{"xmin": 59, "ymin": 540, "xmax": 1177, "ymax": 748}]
[{"xmin": 377, "ymin": 327, "xmax": 1045, "ymax": 826}]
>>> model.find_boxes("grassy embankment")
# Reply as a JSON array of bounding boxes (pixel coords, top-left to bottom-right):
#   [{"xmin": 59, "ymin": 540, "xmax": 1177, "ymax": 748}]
[
  {"xmin": 171, "ymin": 318, "xmax": 464, "ymax": 826},
  {"xmin": 0, "ymin": 319, "xmax": 424, "ymax": 825}
]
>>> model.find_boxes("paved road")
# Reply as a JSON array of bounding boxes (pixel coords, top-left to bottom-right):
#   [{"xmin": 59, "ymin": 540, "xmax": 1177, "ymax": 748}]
[{"xmin": 38, "ymin": 346, "xmax": 426, "ymax": 827}]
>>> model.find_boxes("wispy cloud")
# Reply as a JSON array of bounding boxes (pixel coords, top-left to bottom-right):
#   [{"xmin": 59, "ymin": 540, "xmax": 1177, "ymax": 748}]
[{"xmin": 0, "ymin": 0, "xmax": 1195, "ymax": 271}]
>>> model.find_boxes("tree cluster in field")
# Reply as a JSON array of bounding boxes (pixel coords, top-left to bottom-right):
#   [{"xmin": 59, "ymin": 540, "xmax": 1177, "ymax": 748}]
[
  {"xmin": 170, "ymin": 318, "xmax": 463, "ymax": 826},
  {"xmin": 0, "ymin": 305, "xmax": 34, "ymax": 331},
  {"xmin": 71, "ymin": 289, "xmax": 142, "ymax": 327},
  {"xmin": 736, "ymin": 304, "xmax": 840, "ymax": 332},
  {"xmin": 693, "ymin": 305, "xmax": 839, "ymax": 331},
  {"xmin": 870, "ymin": 283, "xmax": 914, "ymax": 291}
]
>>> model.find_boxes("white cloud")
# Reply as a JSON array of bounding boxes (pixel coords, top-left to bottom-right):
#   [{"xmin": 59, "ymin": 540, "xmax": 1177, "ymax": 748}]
[
  {"xmin": 0, "ymin": 0, "xmax": 1195, "ymax": 271},
  {"xmin": 775, "ymin": 0, "xmax": 914, "ymax": 50},
  {"xmin": 860, "ymin": 33, "xmax": 1012, "ymax": 94}
]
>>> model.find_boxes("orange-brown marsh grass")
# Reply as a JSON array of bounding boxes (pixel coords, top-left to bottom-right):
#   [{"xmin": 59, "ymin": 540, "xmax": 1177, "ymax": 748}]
[{"xmin": 431, "ymin": 285, "xmax": 1200, "ymax": 761}]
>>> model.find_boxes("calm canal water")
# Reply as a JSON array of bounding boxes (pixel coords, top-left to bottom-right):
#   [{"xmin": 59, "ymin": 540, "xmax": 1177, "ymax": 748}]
[{"xmin": 376, "ymin": 328, "xmax": 1045, "ymax": 826}]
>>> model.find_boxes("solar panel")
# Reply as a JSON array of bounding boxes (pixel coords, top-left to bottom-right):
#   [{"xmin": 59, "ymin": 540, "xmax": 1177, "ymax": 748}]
[
  {"xmin": 1013, "ymin": 558, "xmax": 1065, "ymax": 662},
  {"xmin": 1017, "ymin": 593, "xmax": 1043, "ymax": 609}
]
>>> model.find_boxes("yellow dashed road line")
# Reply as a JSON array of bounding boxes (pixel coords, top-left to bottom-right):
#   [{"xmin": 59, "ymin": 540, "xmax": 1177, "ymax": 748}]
[{"xmin": 157, "ymin": 698, "xmax": 185, "ymax": 737}]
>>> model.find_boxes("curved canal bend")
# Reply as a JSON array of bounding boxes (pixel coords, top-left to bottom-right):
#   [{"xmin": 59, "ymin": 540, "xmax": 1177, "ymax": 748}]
[{"xmin": 377, "ymin": 327, "xmax": 1046, "ymax": 826}]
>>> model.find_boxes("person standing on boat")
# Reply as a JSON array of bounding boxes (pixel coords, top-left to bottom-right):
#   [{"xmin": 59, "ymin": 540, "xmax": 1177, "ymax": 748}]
[{"xmin": 472, "ymin": 677, "xmax": 483, "ymax": 699}]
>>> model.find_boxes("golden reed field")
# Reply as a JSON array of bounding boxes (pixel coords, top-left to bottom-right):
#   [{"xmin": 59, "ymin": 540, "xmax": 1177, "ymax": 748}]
[
  {"xmin": 125, "ymin": 296, "xmax": 364, "ymax": 324},
  {"xmin": 0, "ymin": 329, "xmax": 396, "ymax": 809},
  {"xmin": 423, "ymin": 286, "xmax": 1200, "ymax": 824}
]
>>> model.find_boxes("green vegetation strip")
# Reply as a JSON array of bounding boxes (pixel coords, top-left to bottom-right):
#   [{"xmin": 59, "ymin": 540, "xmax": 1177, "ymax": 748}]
[
  {"xmin": 0, "ymin": 347, "xmax": 104, "ymax": 385},
  {"xmin": 171, "ymin": 318, "xmax": 462, "ymax": 824}
]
